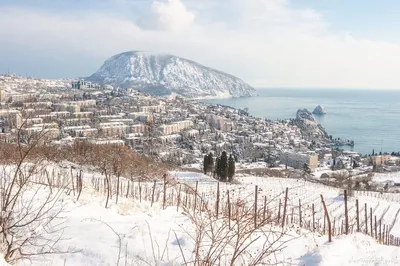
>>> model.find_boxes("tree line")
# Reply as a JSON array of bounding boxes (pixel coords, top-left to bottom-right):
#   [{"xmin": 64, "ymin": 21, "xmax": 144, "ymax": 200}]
[{"xmin": 203, "ymin": 151, "xmax": 235, "ymax": 182}]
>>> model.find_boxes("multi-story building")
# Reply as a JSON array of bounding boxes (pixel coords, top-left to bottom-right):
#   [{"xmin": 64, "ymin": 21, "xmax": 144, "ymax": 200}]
[
  {"xmin": 71, "ymin": 80, "xmax": 101, "ymax": 90},
  {"xmin": 159, "ymin": 120, "xmax": 193, "ymax": 135},
  {"xmin": 128, "ymin": 112, "xmax": 153, "ymax": 123},
  {"xmin": 99, "ymin": 122, "xmax": 127, "ymax": 137},
  {"xmin": 0, "ymin": 109, "xmax": 23, "ymax": 128},
  {"xmin": 130, "ymin": 124, "xmax": 147, "ymax": 134},
  {"xmin": 139, "ymin": 105, "xmax": 165, "ymax": 113},
  {"xmin": 206, "ymin": 114, "xmax": 233, "ymax": 132},
  {"xmin": 23, "ymin": 102, "xmax": 52, "ymax": 109},
  {"xmin": 370, "ymin": 154, "xmax": 391, "ymax": 166},
  {"xmin": 90, "ymin": 139, "xmax": 124, "ymax": 146},
  {"xmin": 280, "ymin": 150, "xmax": 319, "ymax": 169},
  {"xmin": 10, "ymin": 93, "xmax": 37, "ymax": 103},
  {"xmin": 0, "ymin": 87, "xmax": 8, "ymax": 102},
  {"xmin": 72, "ymin": 112, "xmax": 93, "ymax": 119}
]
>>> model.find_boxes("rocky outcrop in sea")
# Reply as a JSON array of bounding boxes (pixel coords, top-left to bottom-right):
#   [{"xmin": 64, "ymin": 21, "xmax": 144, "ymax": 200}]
[
  {"xmin": 294, "ymin": 109, "xmax": 329, "ymax": 140},
  {"xmin": 312, "ymin": 105, "xmax": 326, "ymax": 115}
]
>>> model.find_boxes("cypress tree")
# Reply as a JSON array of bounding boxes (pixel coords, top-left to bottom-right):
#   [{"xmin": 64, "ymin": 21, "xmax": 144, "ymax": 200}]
[
  {"xmin": 203, "ymin": 155, "xmax": 208, "ymax": 174},
  {"xmin": 228, "ymin": 154, "xmax": 235, "ymax": 182},
  {"xmin": 220, "ymin": 151, "xmax": 228, "ymax": 181},
  {"xmin": 215, "ymin": 156, "xmax": 220, "ymax": 180},
  {"xmin": 207, "ymin": 152, "xmax": 214, "ymax": 173}
]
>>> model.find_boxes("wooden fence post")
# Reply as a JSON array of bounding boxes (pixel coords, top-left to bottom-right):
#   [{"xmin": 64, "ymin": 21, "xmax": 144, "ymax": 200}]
[
  {"xmin": 151, "ymin": 180, "xmax": 156, "ymax": 207},
  {"xmin": 177, "ymin": 184, "xmax": 181, "ymax": 212},
  {"xmin": 365, "ymin": 203, "xmax": 368, "ymax": 234},
  {"xmin": 291, "ymin": 208, "xmax": 294, "ymax": 224},
  {"xmin": 254, "ymin": 185, "xmax": 258, "ymax": 228},
  {"xmin": 320, "ymin": 195, "xmax": 332, "ymax": 242},
  {"xmin": 299, "ymin": 199, "xmax": 302, "ymax": 228},
  {"xmin": 194, "ymin": 181, "xmax": 198, "ymax": 212},
  {"xmin": 263, "ymin": 196, "xmax": 267, "ymax": 222},
  {"xmin": 277, "ymin": 199, "xmax": 281, "ymax": 224},
  {"xmin": 356, "ymin": 199, "xmax": 360, "ymax": 232},
  {"xmin": 227, "ymin": 190, "xmax": 231, "ymax": 229},
  {"xmin": 216, "ymin": 182, "xmax": 220, "ymax": 218},
  {"xmin": 312, "ymin": 203, "xmax": 315, "ymax": 232},
  {"xmin": 163, "ymin": 174, "xmax": 167, "ymax": 210},
  {"xmin": 370, "ymin": 207, "xmax": 373, "ymax": 237},
  {"xmin": 344, "ymin": 190, "xmax": 349, "ymax": 235},
  {"xmin": 383, "ymin": 225, "xmax": 386, "ymax": 245},
  {"xmin": 281, "ymin": 187, "xmax": 289, "ymax": 228}
]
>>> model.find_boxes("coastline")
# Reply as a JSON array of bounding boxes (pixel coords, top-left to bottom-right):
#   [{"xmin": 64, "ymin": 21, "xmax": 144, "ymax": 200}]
[{"xmin": 198, "ymin": 89, "xmax": 400, "ymax": 155}]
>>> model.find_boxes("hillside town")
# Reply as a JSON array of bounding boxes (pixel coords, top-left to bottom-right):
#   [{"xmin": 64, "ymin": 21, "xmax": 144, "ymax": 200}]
[{"xmin": 0, "ymin": 74, "xmax": 399, "ymax": 190}]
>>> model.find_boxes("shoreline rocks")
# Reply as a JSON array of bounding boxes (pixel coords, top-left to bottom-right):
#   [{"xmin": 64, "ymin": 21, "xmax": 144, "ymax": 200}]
[{"xmin": 312, "ymin": 105, "xmax": 326, "ymax": 115}]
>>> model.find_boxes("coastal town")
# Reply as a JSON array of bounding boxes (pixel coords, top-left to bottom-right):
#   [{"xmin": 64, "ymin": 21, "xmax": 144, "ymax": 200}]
[{"xmin": 1, "ymin": 74, "xmax": 399, "ymax": 193}]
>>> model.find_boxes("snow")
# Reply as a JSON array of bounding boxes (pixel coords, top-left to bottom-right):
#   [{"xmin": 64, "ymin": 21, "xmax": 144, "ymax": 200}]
[
  {"xmin": 20, "ymin": 190, "xmax": 191, "ymax": 266},
  {"xmin": 167, "ymin": 171, "xmax": 215, "ymax": 183},
  {"xmin": 374, "ymin": 172, "xmax": 400, "ymax": 183},
  {"xmin": 24, "ymin": 187, "xmax": 400, "ymax": 266},
  {"xmin": 88, "ymin": 51, "xmax": 257, "ymax": 98},
  {"xmin": 299, "ymin": 233, "xmax": 400, "ymax": 266},
  {"xmin": 2, "ymin": 164, "xmax": 400, "ymax": 265}
]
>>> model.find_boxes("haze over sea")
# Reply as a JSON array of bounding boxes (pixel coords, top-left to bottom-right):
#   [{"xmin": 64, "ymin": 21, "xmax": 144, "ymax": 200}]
[{"xmin": 203, "ymin": 88, "xmax": 400, "ymax": 156}]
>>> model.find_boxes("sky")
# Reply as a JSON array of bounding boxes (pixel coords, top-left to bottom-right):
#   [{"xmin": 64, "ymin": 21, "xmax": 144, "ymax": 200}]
[{"xmin": 1, "ymin": 0, "xmax": 400, "ymax": 89}]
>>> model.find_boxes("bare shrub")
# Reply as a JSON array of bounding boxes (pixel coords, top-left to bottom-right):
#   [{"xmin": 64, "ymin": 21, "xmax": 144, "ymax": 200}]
[
  {"xmin": 175, "ymin": 195, "xmax": 296, "ymax": 266},
  {"xmin": 0, "ymin": 125, "xmax": 74, "ymax": 263}
]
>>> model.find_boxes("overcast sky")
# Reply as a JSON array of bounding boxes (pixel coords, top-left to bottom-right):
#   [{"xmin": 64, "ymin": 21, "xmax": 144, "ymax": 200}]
[{"xmin": 1, "ymin": 0, "xmax": 400, "ymax": 89}]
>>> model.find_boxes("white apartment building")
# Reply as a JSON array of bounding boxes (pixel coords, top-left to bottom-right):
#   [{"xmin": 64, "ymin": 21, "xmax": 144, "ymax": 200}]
[
  {"xmin": 68, "ymin": 100, "xmax": 96, "ymax": 108},
  {"xmin": 50, "ymin": 112, "xmax": 71, "ymax": 118},
  {"xmin": 90, "ymin": 139, "xmax": 124, "ymax": 146},
  {"xmin": 206, "ymin": 114, "xmax": 233, "ymax": 132},
  {"xmin": 159, "ymin": 120, "xmax": 193, "ymax": 135},
  {"xmin": 99, "ymin": 122, "xmax": 127, "ymax": 137},
  {"xmin": 139, "ymin": 105, "xmax": 166, "ymax": 113},
  {"xmin": 128, "ymin": 112, "xmax": 153, "ymax": 123},
  {"xmin": 72, "ymin": 112, "xmax": 93, "ymax": 119},
  {"xmin": 10, "ymin": 93, "xmax": 37, "ymax": 103},
  {"xmin": 280, "ymin": 150, "xmax": 319, "ymax": 169},
  {"xmin": 130, "ymin": 124, "xmax": 147, "ymax": 134},
  {"xmin": 74, "ymin": 128, "xmax": 98, "ymax": 137},
  {"xmin": 0, "ymin": 109, "xmax": 23, "ymax": 128},
  {"xmin": 23, "ymin": 102, "xmax": 52, "ymax": 109}
]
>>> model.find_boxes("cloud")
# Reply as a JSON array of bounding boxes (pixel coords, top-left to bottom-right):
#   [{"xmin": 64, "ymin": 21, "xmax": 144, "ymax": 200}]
[
  {"xmin": 1, "ymin": 0, "xmax": 400, "ymax": 89},
  {"xmin": 151, "ymin": 0, "xmax": 196, "ymax": 32}
]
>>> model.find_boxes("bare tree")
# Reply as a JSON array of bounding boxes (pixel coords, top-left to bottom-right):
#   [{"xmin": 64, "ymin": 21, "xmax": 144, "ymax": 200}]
[{"xmin": 0, "ymin": 123, "xmax": 73, "ymax": 263}]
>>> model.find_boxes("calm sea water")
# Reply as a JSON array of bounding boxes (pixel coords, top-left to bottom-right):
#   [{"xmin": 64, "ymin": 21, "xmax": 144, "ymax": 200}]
[{"xmin": 203, "ymin": 88, "xmax": 400, "ymax": 155}]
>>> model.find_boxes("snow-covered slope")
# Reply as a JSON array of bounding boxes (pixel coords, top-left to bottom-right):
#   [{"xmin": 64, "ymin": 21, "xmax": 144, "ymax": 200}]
[{"xmin": 87, "ymin": 51, "xmax": 257, "ymax": 98}]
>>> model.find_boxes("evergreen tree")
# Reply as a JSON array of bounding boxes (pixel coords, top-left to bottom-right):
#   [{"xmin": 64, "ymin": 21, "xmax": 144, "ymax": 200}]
[
  {"xmin": 207, "ymin": 152, "xmax": 214, "ymax": 173},
  {"xmin": 303, "ymin": 163, "xmax": 311, "ymax": 175},
  {"xmin": 219, "ymin": 151, "xmax": 228, "ymax": 181},
  {"xmin": 215, "ymin": 156, "xmax": 220, "ymax": 180},
  {"xmin": 228, "ymin": 154, "xmax": 235, "ymax": 182},
  {"xmin": 203, "ymin": 155, "xmax": 208, "ymax": 174}
]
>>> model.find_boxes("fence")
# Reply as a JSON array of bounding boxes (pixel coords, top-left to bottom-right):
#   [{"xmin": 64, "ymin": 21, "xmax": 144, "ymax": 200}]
[{"xmin": 29, "ymin": 166, "xmax": 400, "ymax": 247}]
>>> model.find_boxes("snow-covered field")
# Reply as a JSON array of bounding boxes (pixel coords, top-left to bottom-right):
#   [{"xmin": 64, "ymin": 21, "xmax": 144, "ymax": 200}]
[
  {"xmin": 374, "ymin": 172, "xmax": 400, "ymax": 183},
  {"xmin": 17, "ymin": 186, "xmax": 400, "ymax": 266},
  {"xmin": 1, "ymin": 165, "xmax": 400, "ymax": 265}
]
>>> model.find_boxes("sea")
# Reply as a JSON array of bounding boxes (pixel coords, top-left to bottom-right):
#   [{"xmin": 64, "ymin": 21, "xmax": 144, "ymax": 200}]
[{"xmin": 202, "ymin": 88, "xmax": 400, "ymax": 156}]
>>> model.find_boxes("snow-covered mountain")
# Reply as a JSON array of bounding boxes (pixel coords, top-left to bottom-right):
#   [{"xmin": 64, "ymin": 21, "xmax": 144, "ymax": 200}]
[{"xmin": 87, "ymin": 51, "xmax": 257, "ymax": 98}]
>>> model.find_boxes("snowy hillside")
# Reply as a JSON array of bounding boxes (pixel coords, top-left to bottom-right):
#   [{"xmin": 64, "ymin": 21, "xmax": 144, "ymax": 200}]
[
  {"xmin": 1, "ymin": 162, "xmax": 399, "ymax": 265},
  {"xmin": 13, "ymin": 168, "xmax": 400, "ymax": 266},
  {"xmin": 87, "ymin": 51, "xmax": 258, "ymax": 98}
]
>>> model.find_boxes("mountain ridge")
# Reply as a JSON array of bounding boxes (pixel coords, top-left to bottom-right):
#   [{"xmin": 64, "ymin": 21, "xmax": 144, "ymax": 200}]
[{"xmin": 87, "ymin": 51, "xmax": 257, "ymax": 98}]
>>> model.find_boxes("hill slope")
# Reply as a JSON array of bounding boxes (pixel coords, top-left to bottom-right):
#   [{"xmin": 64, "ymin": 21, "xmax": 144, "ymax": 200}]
[{"xmin": 87, "ymin": 51, "xmax": 257, "ymax": 98}]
